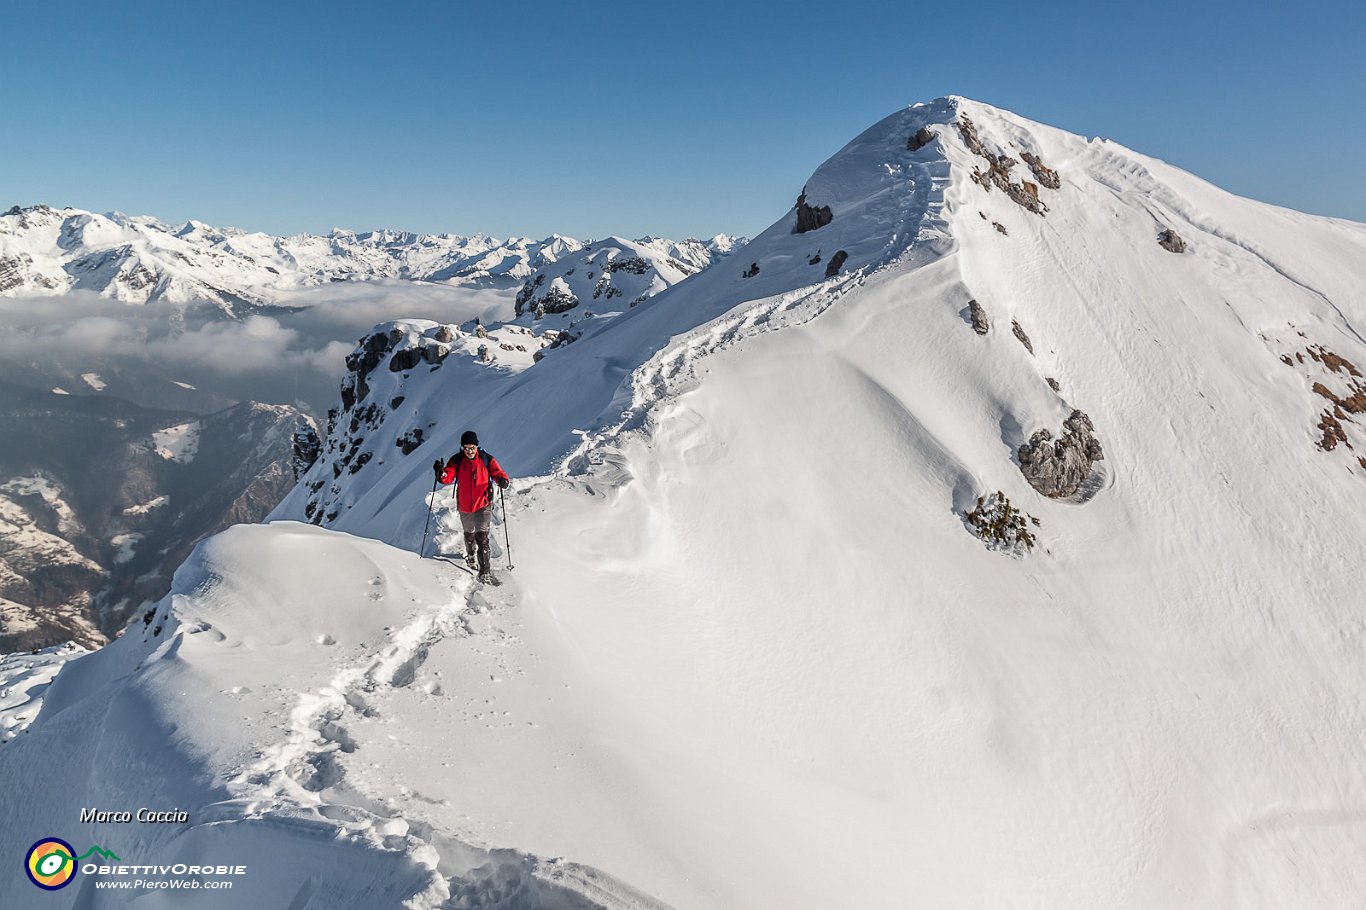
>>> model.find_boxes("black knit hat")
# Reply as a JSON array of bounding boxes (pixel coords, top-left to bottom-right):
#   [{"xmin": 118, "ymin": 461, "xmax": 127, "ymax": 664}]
[{"xmin": 460, "ymin": 430, "xmax": 479, "ymax": 447}]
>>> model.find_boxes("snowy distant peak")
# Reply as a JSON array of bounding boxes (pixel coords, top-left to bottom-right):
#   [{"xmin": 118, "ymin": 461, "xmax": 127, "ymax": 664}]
[
  {"xmin": 512, "ymin": 234, "xmax": 733, "ymax": 320},
  {"xmin": 0, "ymin": 205, "xmax": 737, "ymax": 310}
]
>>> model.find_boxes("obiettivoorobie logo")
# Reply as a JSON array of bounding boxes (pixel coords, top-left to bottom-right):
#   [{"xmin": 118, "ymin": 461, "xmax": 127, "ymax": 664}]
[{"xmin": 25, "ymin": 838, "xmax": 120, "ymax": 891}]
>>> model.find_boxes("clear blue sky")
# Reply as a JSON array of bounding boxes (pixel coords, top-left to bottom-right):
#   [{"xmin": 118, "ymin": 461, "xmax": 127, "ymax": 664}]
[{"xmin": 3, "ymin": 1, "xmax": 1364, "ymax": 241}]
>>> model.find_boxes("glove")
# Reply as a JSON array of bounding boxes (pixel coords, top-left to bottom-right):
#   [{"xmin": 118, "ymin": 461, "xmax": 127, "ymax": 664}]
[
  {"xmin": 433, "ymin": 459, "xmax": 445, "ymax": 481},
  {"xmin": 497, "ymin": 479, "xmax": 509, "ymax": 490}
]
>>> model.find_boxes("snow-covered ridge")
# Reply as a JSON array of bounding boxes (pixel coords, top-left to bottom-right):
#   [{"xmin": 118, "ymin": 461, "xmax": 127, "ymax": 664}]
[{"xmin": 0, "ymin": 203, "xmax": 744, "ymax": 315}]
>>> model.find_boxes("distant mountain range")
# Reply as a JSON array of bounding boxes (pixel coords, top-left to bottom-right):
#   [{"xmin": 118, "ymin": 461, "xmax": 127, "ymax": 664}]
[{"xmin": 0, "ymin": 203, "xmax": 741, "ymax": 315}]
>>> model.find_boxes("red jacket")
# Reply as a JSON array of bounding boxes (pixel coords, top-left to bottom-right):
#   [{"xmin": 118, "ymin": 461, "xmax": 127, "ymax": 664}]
[{"xmin": 440, "ymin": 450, "xmax": 509, "ymax": 513}]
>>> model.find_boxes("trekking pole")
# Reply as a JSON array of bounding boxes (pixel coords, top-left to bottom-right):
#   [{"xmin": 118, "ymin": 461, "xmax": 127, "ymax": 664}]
[
  {"xmin": 419, "ymin": 471, "xmax": 440, "ymax": 558},
  {"xmin": 499, "ymin": 485, "xmax": 514, "ymax": 570}
]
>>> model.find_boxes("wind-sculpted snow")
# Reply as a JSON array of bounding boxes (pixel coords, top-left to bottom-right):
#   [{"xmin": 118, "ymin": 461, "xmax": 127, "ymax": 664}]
[{"xmin": 0, "ymin": 524, "xmax": 674, "ymax": 909}]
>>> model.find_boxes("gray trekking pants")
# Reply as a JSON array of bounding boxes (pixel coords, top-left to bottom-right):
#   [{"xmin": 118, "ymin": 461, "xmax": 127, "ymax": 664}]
[{"xmin": 459, "ymin": 508, "xmax": 493, "ymax": 573}]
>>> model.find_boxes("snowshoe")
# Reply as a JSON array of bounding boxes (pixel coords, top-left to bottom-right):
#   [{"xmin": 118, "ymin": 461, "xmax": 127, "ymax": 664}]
[{"xmin": 478, "ymin": 572, "xmax": 502, "ymax": 587}]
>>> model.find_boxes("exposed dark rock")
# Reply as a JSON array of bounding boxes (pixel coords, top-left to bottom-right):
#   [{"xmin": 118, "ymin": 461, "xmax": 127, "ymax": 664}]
[
  {"xmin": 743, "ymin": 262, "xmax": 760, "ymax": 278},
  {"xmin": 432, "ymin": 325, "xmax": 455, "ymax": 344},
  {"xmin": 121, "ymin": 263, "xmax": 157, "ymax": 292},
  {"xmin": 968, "ymin": 300, "xmax": 990, "ymax": 335},
  {"xmin": 1017, "ymin": 409, "xmax": 1105, "ymax": 498},
  {"xmin": 993, "ymin": 222, "xmax": 1008, "ymax": 235},
  {"xmin": 793, "ymin": 190, "xmax": 833, "ymax": 234},
  {"xmin": 1157, "ymin": 228, "xmax": 1186, "ymax": 253},
  {"xmin": 958, "ymin": 116, "xmax": 986, "ymax": 156},
  {"xmin": 389, "ymin": 347, "xmax": 422, "ymax": 372},
  {"xmin": 475, "ymin": 322, "xmax": 488, "ymax": 338},
  {"xmin": 420, "ymin": 343, "xmax": 449, "ymax": 365},
  {"xmin": 345, "ymin": 328, "xmax": 402, "ymax": 402},
  {"xmin": 539, "ymin": 287, "xmax": 579, "ymax": 314},
  {"xmin": 1307, "ymin": 345, "xmax": 1362, "ymax": 376},
  {"xmin": 808, "ymin": 252, "xmax": 822, "ymax": 265},
  {"xmin": 538, "ymin": 329, "xmax": 580, "ymax": 360},
  {"xmin": 348, "ymin": 451, "xmax": 372, "ymax": 474},
  {"xmin": 824, "ymin": 250, "xmax": 848, "ymax": 278},
  {"xmin": 1318, "ymin": 411, "xmax": 1349, "ymax": 450},
  {"xmin": 515, "ymin": 274, "xmax": 545, "ymax": 315},
  {"xmin": 0, "ymin": 254, "xmax": 36, "ymax": 292},
  {"xmin": 1012, "ymin": 319, "xmax": 1034, "ymax": 354},
  {"xmin": 390, "ymin": 396, "xmax": 405, "ymax": 409},
  {"xmin": 608, "ymin": 256, "xmax": 650, "ymax": 275},
  {"xmin": 959, "ymin": 116, "xmax": 1049, "ymax": 216},
  {"xmin": 1046, "ymin": 377, "xmax": 1061, "ymax": 392},
  {"xmin": 964, "ymin": 491, "xmax": 1039, "ymax": 553},
  {"xmin": 292, "ymin": 424, "xmax": 322, "ymax": 480},
  {"xmin": 1020, "ymin": 151, "xmax": 1061, "ymax": 190},
  {"xmin": 907, "ymin": 127, "xmax": 935, "ymax": 152},
  {"xmin": 395, "ymin": 428, "xmax": 424, "ymax": 455}
]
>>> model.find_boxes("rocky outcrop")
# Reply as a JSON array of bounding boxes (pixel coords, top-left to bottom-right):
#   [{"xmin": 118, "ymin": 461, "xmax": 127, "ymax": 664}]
[
  {"xmin": 389, "ymin": 347, "xmax": 423, "ymax": 372},
  {"xmin": 607, "ymin": 256, "xmax": 651, "ymax": 275},
  {"xmin": 793, "ymin": 191, "xmax": 833, "ymax": 234},
  {"xmin": 959, "ymin": 116, "xmax": 1049, "ymax": 216},
  {"xmin": 533, "ymin": 328, "xmax": 580, "ymax": 362},
  {"xmin": 743, "ymin": 262, "xmax": 761, "ymax": 278},
  {"xmin": 515, "ymin": 272, "xmax": 580, "ymax": 316},
  {"xmin": 969, "ymin": 300, "xmax": 990, "ymax": 335},
  {"xmin": 1017, "ymin": 409, "xmax": 1105, "ymax": 498},
  {"xmin": 1020, "ymin": 151, "xmax": 1061, "ymax": 190},
  {"xmin": 1012, "ymin": 319, "xmax": 1034, "ymax": 354},
  {"xmin": 1285, "ymin": 344, "xmax": 1366, "ymax": 453},
  {"xmin": 907, "ymin": 127, "xmax": 935, "ymax": 152},
  {"xmin": 1157, "ymin": 228, "xmax": 1186, "ymax": 253},
  {"xmin": 395, "ymin": 428, "xmax": 425, "ymax": 455},
  {"xmin": 343, "ymin": 327, "xmax": 403, "ymax": 407},
  {"xmin": 964, "ymin": 491, "xmax": 1039, "ymax": 553},
  {"xmin": 824, "ymin": 250, "xmax": 848, "ymax": 279},
  {"xmin": 292, "ymin": 424, "xmax": 322, "ymax": 480},
  {"xmin": 0, "ymin": 256, "xmax": 25, "ymax": 293}
]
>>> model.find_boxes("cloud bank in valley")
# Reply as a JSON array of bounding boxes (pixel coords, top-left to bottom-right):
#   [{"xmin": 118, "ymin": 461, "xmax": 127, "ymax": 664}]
[{"xmin": 0, "ymin": 282, "xmax": 513, "ymax": 414}]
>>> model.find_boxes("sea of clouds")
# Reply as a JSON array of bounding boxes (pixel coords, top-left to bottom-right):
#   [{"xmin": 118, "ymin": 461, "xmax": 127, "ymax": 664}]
[{"xmin": 0, "ymin": 281, "xmax": 513, "ymax": 415}]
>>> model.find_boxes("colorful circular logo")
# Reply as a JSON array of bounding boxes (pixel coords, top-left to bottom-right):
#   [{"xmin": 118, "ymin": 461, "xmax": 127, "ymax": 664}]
[{"xmin": 25, "ymin": 838, "xmax": 77, "ymax": 890}]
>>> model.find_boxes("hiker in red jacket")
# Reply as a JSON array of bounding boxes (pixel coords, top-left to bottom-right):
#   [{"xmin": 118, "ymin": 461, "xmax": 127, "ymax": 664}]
[{"xmin": 434, "ymin": 430, "xmax": 510, "ymax": 584}]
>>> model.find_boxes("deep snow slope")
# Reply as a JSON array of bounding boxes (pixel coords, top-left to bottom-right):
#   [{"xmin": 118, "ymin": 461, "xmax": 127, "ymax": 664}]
[{"xmin": 6, "ymin": 97, "xmax": 1366, "ymax": 909}]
